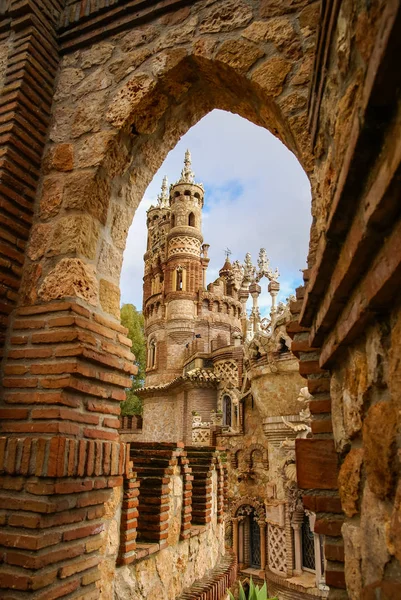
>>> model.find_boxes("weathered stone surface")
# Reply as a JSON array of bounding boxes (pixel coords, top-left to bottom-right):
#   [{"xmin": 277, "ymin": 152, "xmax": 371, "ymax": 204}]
[
  {"xmin": 49, "ymin": 106, "xmax": 74, "ymax": 143},
  {"xmin": 98, "ymin": 241, "xmax": 123, "ymax": 280},
  {"xmin": 199, "ymin": 1, "xmax": 253, "ymax": 33},
  {"xmin": 74, "ymin": 67, "xmax": 113, "ymax": 99},
  {"xmin": 279, "ymin": 90, "xmax": 307, "ymax": 114},
  {"xmin": 39, "ymin": 258, "xmax": 98, "ymax": 305},
  {"xmin": 40, "ymin": 177, "xmax": 64, "ymax": 219},
  {"xmin": 251, "ymin": 56, "xmax": 291, "ymax": 97},
  {"xmin": 76, "ymin": 131, "xmax": 115, "ymax": 168},
  {"xmin": 291, "ymin": 54, "xmax": 314, "ymax": 85},
  {"xmin": 106, "ymin": 73, "xmax": 156, "ymax": 128},
  {"xmin": 299, "ymin": 2, "xmax": 321, "ymax": 34},
  {"xmin": 156, "ymin": 17, "xmax": 198, "ymax": 50},
  {"xmin": 63, "ymin": 171, "xmax": 110, "ymax": 225},
  {"xmin": 132, "ymin": 92, "xmax": 169, "ymax": 134},
  {"xmin": 192, "ymin": 37, "xmax": 219, "ymax": 59},
  {"xmin": 150, "ymin": 48, "xmax": 188, "ymax": 78},
  {"xmin": 362, "ymin": 401, "xmax": 397, "ymax": 499},
  {"xmin": 54, "ymin": 68, "xmax": 85, "ymax": 101},
  {"xmin": 45, "ymin": 144, "xmax": 74, "ymax": 172},
  {"xmin": 120, "ymin": 24, "xmax": 158, "ymax": 52},
  {"xmin": 48, "ymin": 214, "xmax": 100, "ymax": 260},
  {"xmin": 0, "ymin": 39, "xmax": 9, "ymax": 90},
  {"xmin": 389, "ymin": 477, "xmax": 401, "ymax": 562},
  {"xmin": 100, "ymin": 279, "xmax": 120, "ymax": 318},
  {"xmin": 19, "ymin": 263, "xmax": 42, "ymax": 305},
  {"xmin": 80, "ymin": 43, "xmax": 114, "ymax": 69},
  {"xmin": 111, "ymin": 205, "xmax": 133, "ymax": 251},
  {"xmin": 342, "ymin": 522, "xmax": 362, "ymax": 600},
  {"xmin": 243, "ymin": 18, "xmax": 301, "ymax": 57},
  {"xmin": 215, "ymin": 39, "xmax": 264, "ymax": 73},
  {"xmin": 338, "ymin": 448, "xmax": 364, "ymax": 517},
  {"xmin": 108, "ymin": 48, "xmax": 152, "ymax": 83},
  {"xmin": 259, "ymin": 0, "xmax": 310, "ymax": 18},
  {"xmin": 71, "ymin": 91, "xmax": 108, "ymax": 138},
  {"xmin": 360, "ymin": 484, "xmax": 391, "ymax": 586},
  {"xmin": 27, "ymin": 223, "xmax": 53, "ymax": 261}
]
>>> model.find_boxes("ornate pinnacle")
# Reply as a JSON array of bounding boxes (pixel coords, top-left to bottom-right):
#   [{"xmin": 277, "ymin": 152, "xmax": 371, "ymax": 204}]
[
  {"xmin": 256, "ymin": 248, "xmax": 280, "ymax": 282},
  {"xmin": 179, "ymin": 149, "xmax": 195, "ymax": 184},
  {"xmin": 157, "ymin": 175, "xmax": 169, "ymax": 207}
]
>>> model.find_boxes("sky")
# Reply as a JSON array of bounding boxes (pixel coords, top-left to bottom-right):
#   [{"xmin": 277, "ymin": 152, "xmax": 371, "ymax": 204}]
[{"xmin": 120, "ymin": 109, "xmax": 312, "ymax": 315}]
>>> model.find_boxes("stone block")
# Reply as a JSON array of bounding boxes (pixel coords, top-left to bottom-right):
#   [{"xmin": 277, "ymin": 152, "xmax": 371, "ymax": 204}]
[
  {"xmin": 362, "ymin": 400, "xmax": 397, "ymax": 499},
  {"xmin": 338, "ymin": 448, "xmax": 364, "ymax": 517}
]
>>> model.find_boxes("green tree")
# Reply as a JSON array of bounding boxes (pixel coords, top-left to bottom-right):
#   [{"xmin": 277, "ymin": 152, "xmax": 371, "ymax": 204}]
[{"xmin": 120, "ymin": 304, "xmax": 146, "ymax": 415}]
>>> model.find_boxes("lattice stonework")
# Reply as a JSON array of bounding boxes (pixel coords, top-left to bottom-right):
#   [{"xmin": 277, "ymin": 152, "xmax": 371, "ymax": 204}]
[
  {"xmin": 168, "ymin": 236, "xmax": 201, "ymax": 256},
  {"xmin": 192, "ymin": 427, "xmax": 211, "ymax": 446},
  {"xmin": 215, "ymin": 361, "xmax": 239, "ymax": 385},
  {"xmin": 268, "ymin": 524, "xmax": 287, "ymax": 577}
]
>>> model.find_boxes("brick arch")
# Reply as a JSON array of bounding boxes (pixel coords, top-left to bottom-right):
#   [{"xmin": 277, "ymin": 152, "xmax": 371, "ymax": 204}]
[
  {"xmin": 247, "ymin": 443, "xmax": 268, "ymax": 469},
  {"xmin": 231, "ymin": 496, "xmax": 265, "ymax": 522}
]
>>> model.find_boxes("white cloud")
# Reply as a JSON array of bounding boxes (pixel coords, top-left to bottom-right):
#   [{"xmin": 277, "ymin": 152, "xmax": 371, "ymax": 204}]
[{"xmin": 120, "ymin": 110, "xmax": 311, "ymax": 310}]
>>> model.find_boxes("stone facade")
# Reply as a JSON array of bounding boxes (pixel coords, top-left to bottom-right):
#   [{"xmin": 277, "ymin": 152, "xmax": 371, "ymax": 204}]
[
  {"xmin": 138, "ymin": 158, "xmax": 330, "ymax": 598},
  {"xmin": 0, "ymin": 1, "xmax": 400, "ymax": 599}
]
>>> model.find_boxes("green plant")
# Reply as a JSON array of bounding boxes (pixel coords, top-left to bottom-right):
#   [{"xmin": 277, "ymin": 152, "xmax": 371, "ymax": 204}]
[
  {"xmin": 229, "ymin": 577, "xmax": 278, "ymax": 600},
  {"xmin": 120, "ymin": 304, "xmax": 146, "ymax": 416}
]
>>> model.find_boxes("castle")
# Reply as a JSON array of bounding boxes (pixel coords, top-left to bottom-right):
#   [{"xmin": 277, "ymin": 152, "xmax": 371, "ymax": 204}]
[
  {"xmin": 134, "ymin": 153, "xmax": 329, "ymax": 598},
  {"xmin": 0, "ymin": 1, "xmax": 400, "ymax": 598}
]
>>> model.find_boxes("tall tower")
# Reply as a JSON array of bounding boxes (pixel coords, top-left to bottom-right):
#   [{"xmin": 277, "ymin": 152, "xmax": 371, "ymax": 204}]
[{"xmin": 143, "ymin": 151, "xmax": 208, "ymax": 386}]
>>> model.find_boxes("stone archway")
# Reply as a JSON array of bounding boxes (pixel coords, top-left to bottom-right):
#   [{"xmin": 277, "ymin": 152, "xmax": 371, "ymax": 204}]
[
  {"xmin": 0, "ymin": 4, "xmax": 321, "ymax": 598},
  {"xmin": 2, "ymin": 1, "xmax": 398, "ymax": 599}
]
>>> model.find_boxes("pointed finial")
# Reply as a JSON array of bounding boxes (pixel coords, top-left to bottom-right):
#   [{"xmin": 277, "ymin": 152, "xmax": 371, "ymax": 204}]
[
  {"xmin": 157, "ymin": 175, "xmax": 169, "ymax": 207},
  {"xmin": 225, "ymin": 248, "xmax": 232, "ymax": 260},
  {"xmin": 179, "ymin": 149, "xmax": 195, "ymax": 184}
]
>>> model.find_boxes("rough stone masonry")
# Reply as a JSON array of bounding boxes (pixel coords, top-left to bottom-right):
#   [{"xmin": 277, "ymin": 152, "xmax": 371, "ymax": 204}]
[{"xmin": 0, "ymin": 1, "xmax": 400, "ymax": 599}]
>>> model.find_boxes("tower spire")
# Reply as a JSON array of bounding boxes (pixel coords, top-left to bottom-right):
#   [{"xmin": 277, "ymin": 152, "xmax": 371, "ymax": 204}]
[
  {"xmin": 179, "ymin": 149, "xmax": 195, "ymax": 184},
  {"xmin": 157, "ymin": 175, "xmax": 169, "ymax": 207}
]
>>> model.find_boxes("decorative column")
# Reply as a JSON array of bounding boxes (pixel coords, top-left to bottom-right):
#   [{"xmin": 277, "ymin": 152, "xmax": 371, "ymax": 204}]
[
  {"xmin": 258, "ymin": 520, "xmax": 267, "ymax": 570},
  {"xmin": 291, "ymin": 510, "xmax": 304, "ymax": 576},
  {"xmin": 232, "ymin": 517, "xmax": 240, "ymax": 560},
  {"xmin": 268, "ymin": 279, "xmax": 280, "ymax": 329},
  {"xmin": 249, "ymin": 282, "xmax": 261, "ymax": 333}
]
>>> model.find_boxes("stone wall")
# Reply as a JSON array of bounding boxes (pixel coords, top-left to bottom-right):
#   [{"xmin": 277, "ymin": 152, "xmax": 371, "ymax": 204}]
[{"xmin": 0, "ymin": 0, "xmax": 400, "ymax": 598}]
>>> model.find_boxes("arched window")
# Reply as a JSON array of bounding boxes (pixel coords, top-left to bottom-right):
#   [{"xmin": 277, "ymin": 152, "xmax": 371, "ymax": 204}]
[
  {"xmin": 171, "ymin": 214, "xmax": 175, "ymax": 228},
  {"xmin": 223, "ymin": 395, "xmax": 232, "ymax": 427},
  {"xmin": 148, "ymin": 339, "xmax": 156, "ymax": 368},
  {"xmin": 236, "ymin": 506, "xmax": 261, "ymax": 569},
  {"xmin": 176, "ymin": 268, "xmax": 183, "ymax": 291},
  {"xmin": 188, "ymin": 212, "xmax": 195, "ymax": 227}
]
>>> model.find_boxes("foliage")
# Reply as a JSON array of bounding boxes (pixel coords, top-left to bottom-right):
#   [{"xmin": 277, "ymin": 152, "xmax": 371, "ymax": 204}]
[
  {"xmin": 229, "ymin": 577, "xmax": 278, "ymax": 600},
  {"xmin": 120, "ymin": 304, "xmax": 146, "ymax": 416}
]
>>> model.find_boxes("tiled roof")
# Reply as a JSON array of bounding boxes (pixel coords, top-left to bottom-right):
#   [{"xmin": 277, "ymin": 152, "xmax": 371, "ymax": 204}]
[{"xmin": 137, "ymin": 368, "xmax": 219, "ymax": 395}]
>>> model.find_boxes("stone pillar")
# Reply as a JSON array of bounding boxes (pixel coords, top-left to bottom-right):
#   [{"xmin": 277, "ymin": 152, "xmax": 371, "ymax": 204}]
[
  {"xmin": 292, "ymin": 510, "xmax": 304, "ymax": 576},
  {"xmin": 268, "ymin": 279, "xmax": 280, "ymax": 328},
  {"xmin": 249, "ymin": 282, "xmax": 261, "ymax": 333},
  {"xmin": 232, "ymin": 517, "xmax": 239, "ymax": 559},
  {"xmin": 258, "ymin": 521, "xmax": 267, "ymax": 570}
]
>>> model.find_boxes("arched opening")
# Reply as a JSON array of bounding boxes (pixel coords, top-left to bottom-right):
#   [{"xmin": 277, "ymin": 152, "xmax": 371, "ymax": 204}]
[
  {"xmin": 188, "ymin": 212, "xmax": 195, "ymax": 227},
  {"xmin": 223, "ymin": 394, "xmax": 232, "ymax": 427},
  {"xmin": 237, "ymin": 506, "xmax": 261, "ymax": 570},
  {"xmin": 171, "ymin": 214, "xmax": 175, "ymax": 228},
  {"xmin": 148, "ymin": 338, "xmax": 156, "ymax": 369},
  {"xmin": 19, "ymin": 35, "xmax": 320, "ymax": 600}
]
